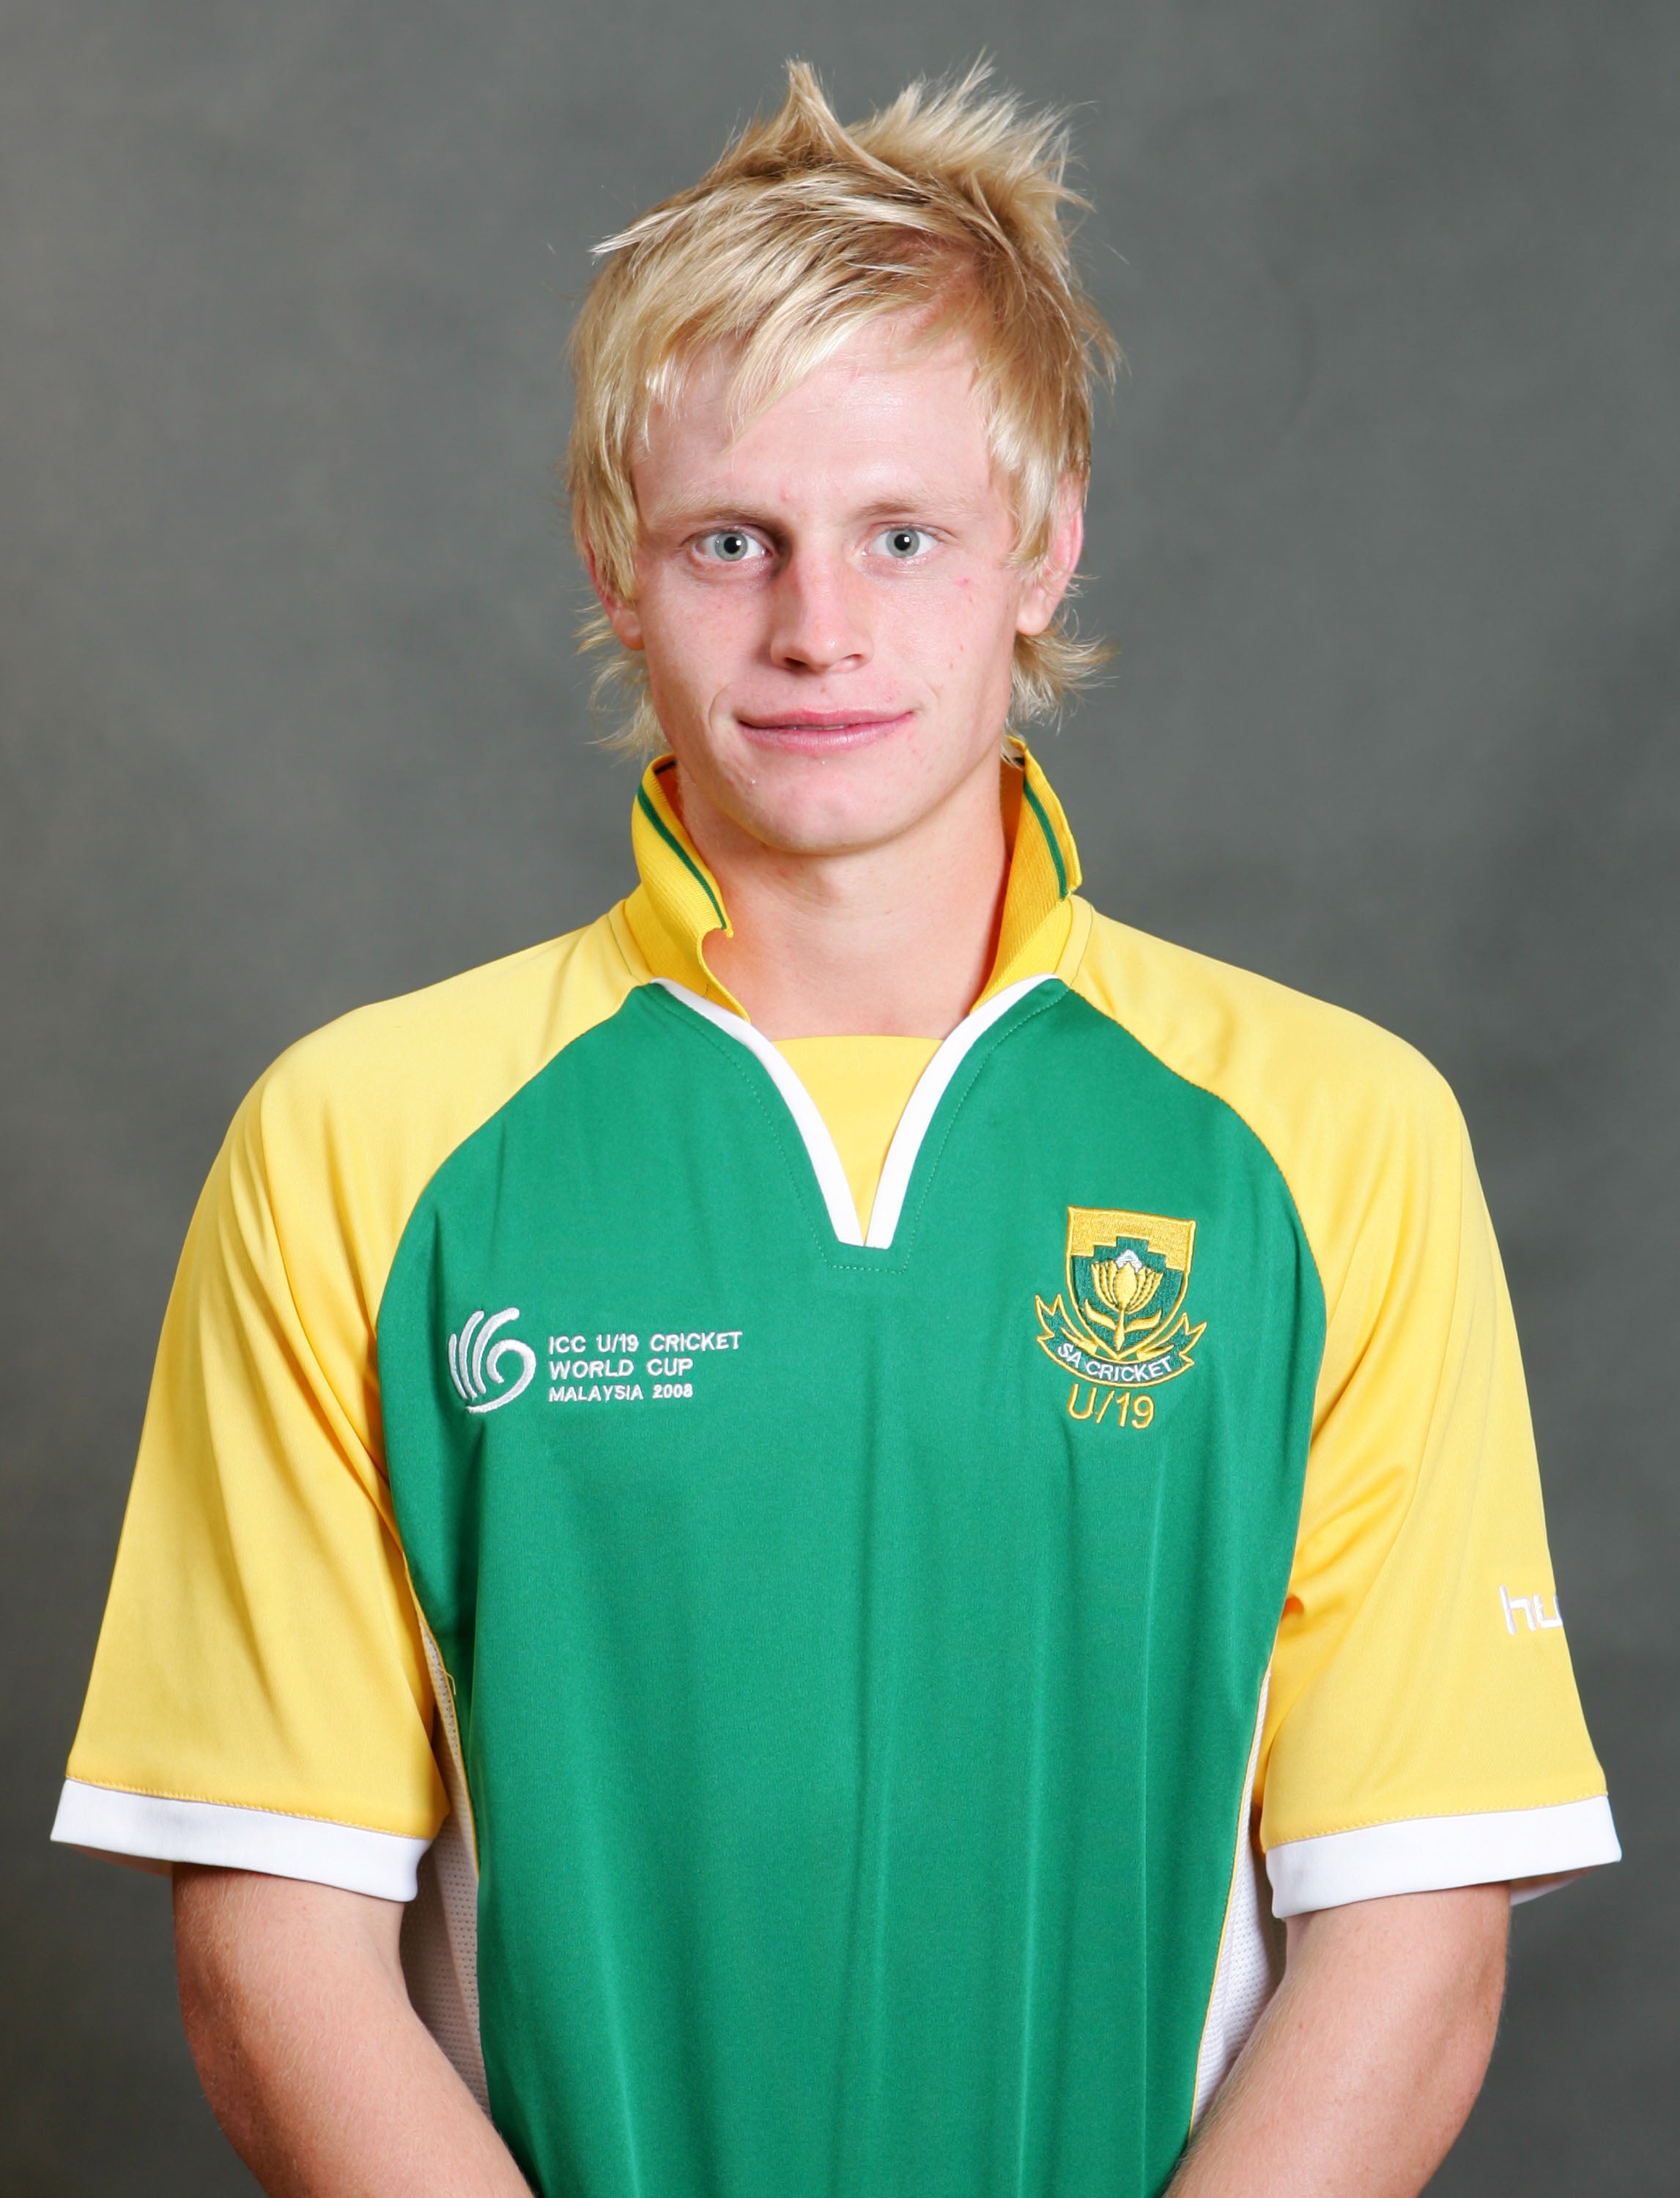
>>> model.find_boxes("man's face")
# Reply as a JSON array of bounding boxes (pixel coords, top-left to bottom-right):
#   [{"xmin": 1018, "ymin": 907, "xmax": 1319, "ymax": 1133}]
[{"xmin": 596, "ymin": 317, "xmax": 1081, "ymax": 859}]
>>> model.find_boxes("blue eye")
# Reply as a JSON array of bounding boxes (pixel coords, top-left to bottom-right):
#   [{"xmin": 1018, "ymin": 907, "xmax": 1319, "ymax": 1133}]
[
  {"xmin": 878, "ymin": 526, "xmax": 933, "ymax": 559},
  {"xmin": 700, "ymin": 530, "xmax": 761, "ymax": 562}
]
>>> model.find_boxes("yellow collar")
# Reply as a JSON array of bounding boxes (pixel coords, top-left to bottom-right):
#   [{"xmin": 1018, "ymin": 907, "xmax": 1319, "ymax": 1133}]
[{"xmin": 622, "ymin": 739, "xmax": 1082, "ymax": 1021}]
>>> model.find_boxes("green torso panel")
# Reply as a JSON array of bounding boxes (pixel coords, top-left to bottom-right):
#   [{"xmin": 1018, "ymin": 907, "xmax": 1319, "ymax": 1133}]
[{"xmin": 377, "ymin": 977, "xmax": 1324, "ymax": 2198}]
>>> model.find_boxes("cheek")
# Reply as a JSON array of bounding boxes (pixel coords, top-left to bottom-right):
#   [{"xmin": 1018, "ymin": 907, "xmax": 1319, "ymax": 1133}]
[
  {"xmin": 918, "ymin": 569, "xmax": 1021, "ymax": 676},
  {"xmin": 638, "ymin": 575, "xmax": 750, "ymax": 681}
]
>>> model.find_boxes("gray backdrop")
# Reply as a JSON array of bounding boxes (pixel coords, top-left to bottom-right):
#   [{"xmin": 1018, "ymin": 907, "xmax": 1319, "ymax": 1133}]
[{"xmin": 3, "ymin": 2, "xmax": 1675, "ymax": 2191}]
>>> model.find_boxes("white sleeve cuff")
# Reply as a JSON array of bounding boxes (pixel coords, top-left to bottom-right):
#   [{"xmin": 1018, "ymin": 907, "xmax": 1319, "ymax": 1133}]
[
  {"xmin": 1265, "ymin": 1794, "xmax": 1620, "ymax": 1917},
  {"xmin": 51, "ymin": 1780, "xmax": 432, "ymax": 1901}
]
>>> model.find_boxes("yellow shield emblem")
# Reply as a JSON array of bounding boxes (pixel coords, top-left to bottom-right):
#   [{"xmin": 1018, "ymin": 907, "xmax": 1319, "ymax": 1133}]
[{"xmin": 1035, "ymin": 1207, "xmax": 1206, "ymax": 1407}]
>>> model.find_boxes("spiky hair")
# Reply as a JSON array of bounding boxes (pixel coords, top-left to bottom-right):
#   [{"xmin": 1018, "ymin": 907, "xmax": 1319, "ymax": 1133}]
[{"xmin": 566, "ymin": 61, "xmax": 1119, "ymax": 751}]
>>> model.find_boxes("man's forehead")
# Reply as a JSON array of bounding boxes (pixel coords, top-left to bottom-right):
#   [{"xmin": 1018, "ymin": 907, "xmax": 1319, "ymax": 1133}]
[{"xmin": 634, "ymin": 325, "xmax": 993, "ymax": 519}]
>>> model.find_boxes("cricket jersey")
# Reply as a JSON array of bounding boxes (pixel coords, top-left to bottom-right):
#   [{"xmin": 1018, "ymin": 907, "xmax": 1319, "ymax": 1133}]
[{"xmin": 55, "ymin": 744, "xmax": 1617, "ymax": 2197}]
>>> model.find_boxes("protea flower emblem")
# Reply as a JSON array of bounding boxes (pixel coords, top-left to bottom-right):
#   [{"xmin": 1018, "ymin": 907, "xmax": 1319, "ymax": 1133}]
[{"xmin": 1084, "ymin": 1248, "xmax": 1163, "ymax": 1347}]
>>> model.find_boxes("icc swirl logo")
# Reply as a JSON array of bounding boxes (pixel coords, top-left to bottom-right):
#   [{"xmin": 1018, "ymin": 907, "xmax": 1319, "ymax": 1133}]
[{"xmin": 447, "ymin": 1308, "xmax": 536, "ymax": 1413}]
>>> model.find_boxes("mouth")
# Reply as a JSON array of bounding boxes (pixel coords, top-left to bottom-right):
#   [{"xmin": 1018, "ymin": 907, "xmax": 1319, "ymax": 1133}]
[{"xmin": 732, "ymin": 709, "xmax": 914, "ymax": 756}]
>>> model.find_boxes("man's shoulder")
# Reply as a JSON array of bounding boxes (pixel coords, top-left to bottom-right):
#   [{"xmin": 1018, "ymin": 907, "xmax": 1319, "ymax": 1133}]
[
  {"xmin": 223, "ymin": 909, "xmax": 645, "ymax": 1255},
  {"xmin": 1070, "ymin": 902, "xmax": 1449, "ymax": 1109},
  {"xmin": 1067, "ymin": 902, "xmax": 1468, "ymax": 1270},
  {"xmin": 279, "ymin": 914, "xmax": 629, "ymax": 1084}
]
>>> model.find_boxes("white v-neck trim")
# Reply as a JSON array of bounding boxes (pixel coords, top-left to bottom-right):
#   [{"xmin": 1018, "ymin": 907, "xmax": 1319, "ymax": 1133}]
[
  {"xmin": 862, "ymin": 977, "xmax": 1054, "ymax": 1245},
  {"xmin": 656, "ymin": 983, "xmax": 863, "ymax": 1243},
  {"xmin": 653, "ymin": 975, "xmax": 1058, "ymax": 1251}
]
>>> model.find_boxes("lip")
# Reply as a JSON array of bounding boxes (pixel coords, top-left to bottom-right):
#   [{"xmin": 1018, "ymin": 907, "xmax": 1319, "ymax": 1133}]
[{"xmin": 733, "ymin": 709, "xmax": 914, "ymax": 755}]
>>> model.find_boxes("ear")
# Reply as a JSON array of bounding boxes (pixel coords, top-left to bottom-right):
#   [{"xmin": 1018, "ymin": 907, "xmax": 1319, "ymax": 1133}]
[
  {"xmin": 1015, "ymin": 474, "xmax": 1086, "ymax": 639},
  {"xmin": 585, "ymin": 539, "xmax": 645, "ymax": 651}
]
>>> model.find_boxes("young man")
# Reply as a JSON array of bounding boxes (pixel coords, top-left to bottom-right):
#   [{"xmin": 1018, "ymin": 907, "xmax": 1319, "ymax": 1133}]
[{"xmin": 56, "ymin": 64, "xmax": 1616, "ymax": 2198}]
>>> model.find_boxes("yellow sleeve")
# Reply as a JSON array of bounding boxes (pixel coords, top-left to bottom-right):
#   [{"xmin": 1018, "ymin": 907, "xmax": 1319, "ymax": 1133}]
[
  {"xmin": 1067, "ymin": 907, "xmax": 1618, "ymax": 1915},
  {"xmin": 56, "ymin": 1055, "xmax": 445, "ymax": 1893},
  {"xmin": 54, "ymin": 917, "xmax": 641, "ymax": 1895},
  {"xmin": 1257, "ymin": 1077, "xmax": 1616, "ymax": 1911}
]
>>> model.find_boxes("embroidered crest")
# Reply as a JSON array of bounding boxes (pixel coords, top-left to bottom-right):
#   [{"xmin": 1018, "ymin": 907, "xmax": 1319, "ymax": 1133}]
[{"xmin": 1035, "ymin": 1208, "xmax": 1206, "ymax": 1419}]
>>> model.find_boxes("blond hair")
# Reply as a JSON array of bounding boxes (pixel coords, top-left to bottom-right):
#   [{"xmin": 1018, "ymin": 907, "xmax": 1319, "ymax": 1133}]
[{"xmin": 566, "ymin": 60, "xmax": 1120, "ymax": 753}]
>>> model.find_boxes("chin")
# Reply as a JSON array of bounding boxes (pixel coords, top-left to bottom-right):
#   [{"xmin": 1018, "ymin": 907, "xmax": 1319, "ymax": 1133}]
[{"xmin": 731, "ymin": 774, "xmax": 926, "ymax": 857}]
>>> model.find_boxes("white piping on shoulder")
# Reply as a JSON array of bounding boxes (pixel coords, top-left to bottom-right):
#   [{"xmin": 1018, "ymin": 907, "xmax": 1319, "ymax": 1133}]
[{"xmin": 654, "ymin": 974, "xmax": 1057, "ymax": 1251}]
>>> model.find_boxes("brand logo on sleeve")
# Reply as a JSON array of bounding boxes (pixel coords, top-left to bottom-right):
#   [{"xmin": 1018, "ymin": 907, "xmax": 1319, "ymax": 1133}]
[
  {"xmin": 448, "ymin": 1308, "xmax": 537, "ymax": 1413},
  {"xmin": 1500, "ymin": 1584, "xmax": 1564, "ymax": 1634},
  {"xmin": 1035, "ymin": 1207, "xmax": 1206, "ymax": 1425}
]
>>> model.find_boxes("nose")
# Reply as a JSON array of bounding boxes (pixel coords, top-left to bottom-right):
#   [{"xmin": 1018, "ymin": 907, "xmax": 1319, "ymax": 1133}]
[{"xmin": 766, "ymin": 547, "xmax": 872, "ymax": 674}]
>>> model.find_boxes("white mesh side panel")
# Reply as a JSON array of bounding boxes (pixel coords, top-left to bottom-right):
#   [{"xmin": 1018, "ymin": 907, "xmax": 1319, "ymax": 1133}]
[
  {"xmin": 401, "ymin": 1627, "xmax": 489, "ymax": 2113},
  {"xmin": 1189, "ymin": 1677, "xmax": 1287, "ymax": 2127}
]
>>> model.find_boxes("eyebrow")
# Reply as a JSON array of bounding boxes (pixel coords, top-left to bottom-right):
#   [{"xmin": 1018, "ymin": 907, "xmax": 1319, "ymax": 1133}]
[{"xmin": 642, "ymin": 486, "xmax": 976, "ymax": 534}]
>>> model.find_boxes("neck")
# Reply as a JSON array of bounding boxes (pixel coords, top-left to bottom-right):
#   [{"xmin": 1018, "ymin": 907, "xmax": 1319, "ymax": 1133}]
[{"xmin": 673, "ymin": 755, "xmax": 1010, "ymax": 1040}]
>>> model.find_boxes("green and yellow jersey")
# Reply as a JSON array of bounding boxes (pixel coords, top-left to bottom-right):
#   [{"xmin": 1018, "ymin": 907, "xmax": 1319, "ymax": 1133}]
[{"xmin": 56, "ymin": 745, "xmax": 1616, "ymax": 2197}]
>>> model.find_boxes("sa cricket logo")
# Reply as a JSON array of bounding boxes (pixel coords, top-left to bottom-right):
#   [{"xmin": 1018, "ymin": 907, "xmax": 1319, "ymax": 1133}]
[
  {"xmin": 1035, "ymin": 1208, "xmax": 1207, "ymax": 1425},
  {"xmin": 448, "ymin": 1307, "xmax": 536, "ymax": 1414}
]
